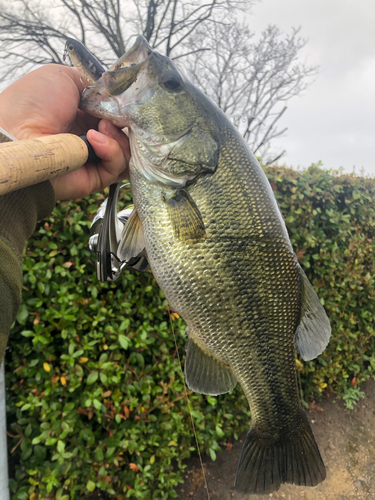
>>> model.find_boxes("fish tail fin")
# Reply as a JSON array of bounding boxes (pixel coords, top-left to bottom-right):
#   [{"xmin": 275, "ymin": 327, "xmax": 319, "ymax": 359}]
[{"xmin": 234, "ymin": 411, "xmax": 326, "ymax": 494}]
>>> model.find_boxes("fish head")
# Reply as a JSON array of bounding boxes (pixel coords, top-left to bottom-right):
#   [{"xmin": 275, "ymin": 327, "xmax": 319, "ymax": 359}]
[{"xmin": 81, "ymin": 35, "xmax": 220, "ymax": 186}]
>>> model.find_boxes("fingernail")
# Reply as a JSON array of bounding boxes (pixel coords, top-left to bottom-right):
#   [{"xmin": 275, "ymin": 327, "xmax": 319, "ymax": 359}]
[{"xmin": 90, "ymin": 129, "xmax": 107, "ymax": 144}]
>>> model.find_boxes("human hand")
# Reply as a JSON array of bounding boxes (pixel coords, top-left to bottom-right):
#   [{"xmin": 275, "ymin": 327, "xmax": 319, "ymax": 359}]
[{"xmin": 0, "ymin": 64, "xmax": 130, "ymax": 200}]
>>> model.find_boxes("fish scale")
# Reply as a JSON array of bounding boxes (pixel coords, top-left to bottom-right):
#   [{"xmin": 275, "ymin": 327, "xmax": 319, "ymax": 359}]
[{"xmin": 80, "ymin": 34, "xmax": 331, "ymax": 494}]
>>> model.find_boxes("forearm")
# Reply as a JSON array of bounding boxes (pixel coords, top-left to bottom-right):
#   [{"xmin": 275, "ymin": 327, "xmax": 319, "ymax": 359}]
[
  {"xmin": 0, "ymin": 235, "xmax": 22, "ymax": 360},
  {"xmin": 0, "ymin": 138, "xmax": 55, "ymax": 360}
]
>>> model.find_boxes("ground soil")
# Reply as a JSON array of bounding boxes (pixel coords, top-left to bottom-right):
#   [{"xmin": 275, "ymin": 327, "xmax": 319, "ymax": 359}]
[{"xmin": 176, "ymin": 379, "xmax": 375, "ymax": 500}]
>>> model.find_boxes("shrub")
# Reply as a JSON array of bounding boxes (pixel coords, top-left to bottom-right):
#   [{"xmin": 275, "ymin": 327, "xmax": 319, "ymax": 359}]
[{"xmin": 6, "ymin": 165, "xmax": 375, "ymax": 498}]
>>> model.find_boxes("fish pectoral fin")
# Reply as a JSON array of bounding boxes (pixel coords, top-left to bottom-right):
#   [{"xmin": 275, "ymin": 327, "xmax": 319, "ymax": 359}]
[
  {"xmin": 117, "ymin": 208, "xmax": 146, "ymax": 262},
  {"xmin": 184, "ymin": 337, "xmax": 237, "ymax": 395},
  {"xmin": 293, "ymin": 267, "xmax": 331, "ymax": 361},
  {"xmin": 164, "ymin": 189, "xmax": 206, "ymax": 240}
]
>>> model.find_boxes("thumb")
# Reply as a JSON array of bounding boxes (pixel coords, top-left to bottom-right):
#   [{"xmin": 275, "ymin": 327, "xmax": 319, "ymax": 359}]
[{"xmin": 86, "ymin": 125, "xmax": 130, "ymax": 189}]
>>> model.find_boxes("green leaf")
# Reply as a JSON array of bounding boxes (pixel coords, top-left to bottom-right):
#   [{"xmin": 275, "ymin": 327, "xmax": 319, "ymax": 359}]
[
  {"xmin": 215, "ymin": 425, "xmax": 224, "ymax": 438},
  {"xmin": 31, "ymin": 435, "xmax": 42, "ymax": 445},
  {"xmin": 34, "ymin": 445, "xmax": 47, "ymax": 461},
  {"xmin": 95, "ymin": 447, "xmax": 104, "ymax": 462},
  {"xmin": 87, "ymin": 372, "xmax": 99, "ymax": 385},
  {"xmin": 93, "ymin": 399, "xmax": 102, "ymax": 411},
  {"xmin": 20, "ymin": 330, "xmax": 34, "ymax": 338},
  {"xmin": 104, "ymin": 437, "xmax": 120, "ymax": 448},
  {"xmin": 86, "ymin": 480, "xmax": 96, "ymax": 492},
  {"xmin": 16, "ymin": 304, "xmax": 28, "ymax": 323},
  {"xmin": 21, "ymin": 448, "xmax": 32, "ymax": 461},
  {"xmin": 57, "ymin": 440, "xmax": 65, "ymax": 454},
  {"xmin": 118, "ymin": 334, "xmax": 129, "ymax": 350},
  {"xmin": 45, "ymin": 438, "xmax": 57, "ymax": 446}
]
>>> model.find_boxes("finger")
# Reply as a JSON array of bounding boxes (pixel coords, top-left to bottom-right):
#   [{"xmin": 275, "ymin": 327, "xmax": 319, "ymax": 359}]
[
  {"xmin": 98, "ymin": 120, "xmax": 131, "ymax": 163},
  {"xmin": 51, "ymin": 128, "xmax": 129, "ymax": 200},
  {"xmin": 61, "ymin": 65, "xmax": 90, "ymax": 94},
  {"xmin": 86, "ymin": 129, "xmax": 129, "ymax": 189},
  {"xmin": 72, "ymin": 109, "xmax": 101, "ymax": 135}
]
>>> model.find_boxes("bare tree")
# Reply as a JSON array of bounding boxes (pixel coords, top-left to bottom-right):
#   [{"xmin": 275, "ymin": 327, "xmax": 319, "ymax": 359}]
[
  {"xmin": 185, "ymin": 21, "xmax": 317, "ymax": 162},
  {"xmin": 0, "ymin": 0, "xmax": 252, "ymax": 79},
  {"xmin": 130, "ymin": 0, "xmax": 250, "ymax": 56},
  {"xmin": 0, "ymin": 0, "xmax": 316, "ymax": 161}
]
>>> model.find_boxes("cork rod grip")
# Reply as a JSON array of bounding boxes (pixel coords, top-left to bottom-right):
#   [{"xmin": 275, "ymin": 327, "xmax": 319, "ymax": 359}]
[{"xmin": 0, "ymin": 134, "xmax": 91, "ymax": 196}]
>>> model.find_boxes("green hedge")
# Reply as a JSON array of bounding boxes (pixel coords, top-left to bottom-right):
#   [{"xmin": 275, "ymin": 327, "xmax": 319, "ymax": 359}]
[
  {"xmin": 6, "ymin": 165, "xmax": 375, "ymax": 499},
  {"xmin": 266, "ymin": 165, "xmax": 375, "ymax": 408}
]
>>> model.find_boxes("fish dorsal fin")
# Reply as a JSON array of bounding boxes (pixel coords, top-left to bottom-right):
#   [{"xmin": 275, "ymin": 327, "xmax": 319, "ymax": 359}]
[
  {"xmin": 184, "ymin": 336, "xmax": 237, "ymax": 396},
  {"xmin": 117, "ymin": 208, "xmax": 145, "ymax": 262},
  {"xmin": 165, "ymin": 125, "xmax": 218, "ymax": 176},
  {"xmin": 293, "ymin": 268, "xmax": 331, "ymax": 361},
  {"xmin": 164, "ymin": 189, "xmax": 205, "ymax": 240}
]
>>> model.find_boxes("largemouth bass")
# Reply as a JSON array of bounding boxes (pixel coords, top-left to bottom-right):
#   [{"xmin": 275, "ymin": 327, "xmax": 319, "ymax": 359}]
[{"xmin": 80, "ymin": 35, "xmax": 331, "ymax": 494}]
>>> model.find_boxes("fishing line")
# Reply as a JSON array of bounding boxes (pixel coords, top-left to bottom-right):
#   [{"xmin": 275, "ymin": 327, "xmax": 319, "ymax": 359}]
[
  {"xmin": 168, "ymin": 309, "xmax": 211, "ymax": 500},
  {"xmin": 296, "ymin": 353, "xmax": 304, "ymax": 407}
]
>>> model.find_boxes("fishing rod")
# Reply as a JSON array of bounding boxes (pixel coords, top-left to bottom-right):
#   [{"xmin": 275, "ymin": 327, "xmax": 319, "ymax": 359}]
[{"xmin": 0, "ymin": 133, "xmax": 99, "ymax": 196}]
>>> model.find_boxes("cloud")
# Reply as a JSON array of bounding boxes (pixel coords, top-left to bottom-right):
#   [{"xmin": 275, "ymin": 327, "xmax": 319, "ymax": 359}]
[{"xmin": 251, "ymin": 0, "xmax": 375, "ymax": 175}]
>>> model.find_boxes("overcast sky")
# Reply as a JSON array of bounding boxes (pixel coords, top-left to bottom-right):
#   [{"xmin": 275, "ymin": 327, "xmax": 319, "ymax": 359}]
[{"xmin": 250, "ymin": 0, "xmax": 375, "ymax": 176}]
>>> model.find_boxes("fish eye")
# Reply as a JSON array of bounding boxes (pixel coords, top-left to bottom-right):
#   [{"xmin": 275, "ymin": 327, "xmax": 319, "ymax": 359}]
[{"xmin": 162, "ymin": 72, "xmax": 182, "ymax": 92}]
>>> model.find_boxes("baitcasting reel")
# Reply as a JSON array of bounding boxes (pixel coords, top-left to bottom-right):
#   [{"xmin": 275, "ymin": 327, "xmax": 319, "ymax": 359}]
[{"xmin": 89, "ymin": 183, "xmax": 149, "ymax": 282}]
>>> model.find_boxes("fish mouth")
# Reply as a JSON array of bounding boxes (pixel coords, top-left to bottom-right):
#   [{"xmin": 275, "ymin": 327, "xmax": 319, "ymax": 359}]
[
  {"xmin": 103, "ymin": 35, "xmax": 153, "ymax": 95},
  {"xmin": 80, "ymin": 83, "xmax": 126, "ymax": 127},
  {"xmin": 80, "ymin": 35, "xmax": 152, "ymax": 126},
  {"xmin": 109, "ymin": 35, "xmax": 152, "ymax": 70}
]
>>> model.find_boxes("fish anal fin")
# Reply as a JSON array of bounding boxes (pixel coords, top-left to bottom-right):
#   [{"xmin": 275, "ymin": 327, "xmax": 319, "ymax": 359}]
[
  {"xmin": 235, "ymin": 411, "xmax": 326, "ymax": 494},
  {"xmin": 117, "ymin": 208, "xmax": 145, "ymax": 262},
  {"xmin": 184, "ymin": 337, "xmax": 237, "ymax": 396},
  {"xmin": 164, "ymin": 189, "xmax": 205, "ymax": 241},
  {"xmin": 294, "ymin": 268, "xmax": 331, "ymax": 361}
]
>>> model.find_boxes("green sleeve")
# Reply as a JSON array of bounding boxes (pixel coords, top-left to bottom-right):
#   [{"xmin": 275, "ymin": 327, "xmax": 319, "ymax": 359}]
[{"xmin": 0, "ymin": 182, "xmax": 55, "ymax": 361}]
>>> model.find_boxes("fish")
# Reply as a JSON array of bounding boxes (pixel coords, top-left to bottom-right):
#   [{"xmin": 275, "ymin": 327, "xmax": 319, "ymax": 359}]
[
  {"xmin": 64, "ymin": 37, "xmax": 105, "ymax": 84},
  {"xmin": 79, "ymin": 35, "xmax": 331, "ymax": 494}
]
